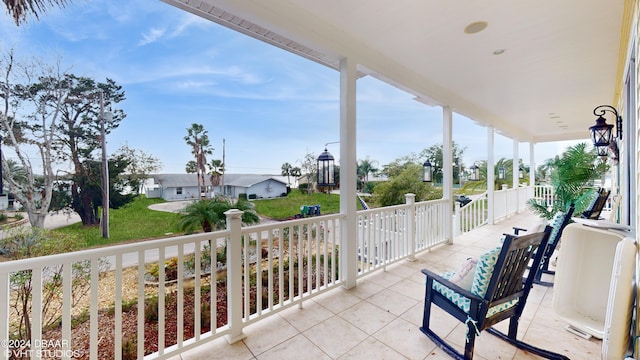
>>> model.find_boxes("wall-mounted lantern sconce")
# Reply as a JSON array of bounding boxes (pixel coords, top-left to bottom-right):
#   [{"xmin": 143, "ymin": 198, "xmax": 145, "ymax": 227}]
[
  {"xmin": 469, "ymin": 164, "xmax": 480, "ymax": 181},
  {"xmin": 518, "ymin": 167, "xmax": 524, "ymax": 179},
  {"xmin": 590, "ymin": 105, "xmax": 622, "ymax": 157},
  {"xmin": 422, "ymin": 160, "xmax": 433, "ymax": 182},
  {"xmin": 498, "ymin": 166, "xmax": 506, "ymax": 180}
]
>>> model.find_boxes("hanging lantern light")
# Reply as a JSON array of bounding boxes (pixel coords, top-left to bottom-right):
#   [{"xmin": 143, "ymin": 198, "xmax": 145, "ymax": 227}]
[
  {"xmin": 317, "ymin": 147, "xmax": 335, "ymax": 187},
  {"xmin": 422, "ymin": 160, "xmax": 433, "ymax": 182},
  {"xmin": 470, "ymin": 164, "xmax": 480, "ymax": 181},
  {"xmin": 498, "ymin": 166, "xmax": 506, "ymax": 180}
]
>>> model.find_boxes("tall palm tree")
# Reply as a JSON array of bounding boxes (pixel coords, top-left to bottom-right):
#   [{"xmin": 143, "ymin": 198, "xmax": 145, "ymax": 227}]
[
  {"xmin": 281, "ymin": 162, "xmax": 293, "ymax": 185},
  {"xmin": 357, "ymin": 158, "xmax": 378, "ymax": 183},
  {"xmin": 3, "ymin": 0, "xmax": 68, "ymax": 25},
  {"xmin": 178, "ymin": 196, "xmax": 260, "ymax": 234}
]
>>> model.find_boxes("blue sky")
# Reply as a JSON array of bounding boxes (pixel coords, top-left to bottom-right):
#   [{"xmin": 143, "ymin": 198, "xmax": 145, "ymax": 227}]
[{"xmin": 1, "ymin": 0, "xmax": 582, "ymax": 175}]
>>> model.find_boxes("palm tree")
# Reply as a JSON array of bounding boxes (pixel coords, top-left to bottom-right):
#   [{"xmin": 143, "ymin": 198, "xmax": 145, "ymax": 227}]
[
  {"xmin": 527, "ymin": 142, "xmax": 608, "ymax": 219},
  {"xmin": 3, "ymin": 0, "xmax": 68, "ymax": 25},
  {"xmin": 178, "ymin": 196, "xmax": 260, "ymax": 234},
  {"xmin": 184, "ymin": 124, "xmax": 213, "ymax": 199},
  {"xmin": 357, "ymin": 158, "xmax": 378, "ymax": 183},
  {"xmin": 281, "ymin": 162, "xmax": 293, "ymax": 185}
]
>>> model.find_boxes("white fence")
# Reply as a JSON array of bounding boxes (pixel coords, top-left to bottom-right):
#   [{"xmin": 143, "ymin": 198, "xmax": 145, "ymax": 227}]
[{"xmin": 0, "ymin": 198, "xmax": 449, "ymax": 359}]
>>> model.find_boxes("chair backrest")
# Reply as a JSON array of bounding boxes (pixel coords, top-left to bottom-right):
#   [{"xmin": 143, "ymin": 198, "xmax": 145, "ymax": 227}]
[
  {"xmin": 483, "ymin": 226, "xmax": 552, "ymax": 308},
  {"xmin": 548, "ymin": 204, "xmax": 575, "ymax": 246},
  {"xmin": 582, "ymin": 188, "xmax": 610, "ymax": 220}
]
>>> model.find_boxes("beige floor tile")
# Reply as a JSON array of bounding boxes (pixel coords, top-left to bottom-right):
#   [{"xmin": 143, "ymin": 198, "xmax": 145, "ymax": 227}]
[
  {"xmin": 385, "ymin": 261, "xmax": 422, "ymax": 278},
  {"xmin": 256, "ymin": 334, "xmax": 330, "ymax": 360},
  {"xmin": 443, "ymin": 323, "xmax": 519, "ymax": 359},
  {"xmin": 366, "ymin": 288, "xmax": 419, "ymax": 316},
  {"xmin": 361, "ymin": 269, "xmax": 403, "ymax": 288},
  {"xmin": 522, "ymin": 322, "xmax": 600, "ymax": 358},
  {"xmin": 313, "ymin": 287, "xmax": 363, "ymax": 314},
  {"xmin": 279, "ymin": 300, "xmax": 334, "ymax": 332},
  {"xmin": 303, "ymin": 315, "xmax": 368, "ymax": 358},
  {"xmin": 348, "ymin": 278, "xmax": 385, "ymax": 299},
  {"xmin": 399, "ymin": 302, "xmax": 426, "ymax": 328},
  {"xmin": 242, "ymin": 314, "xmax": 299, "ymax": 356},
  {"xmin": 180, "ymin": 336, "xmax": 255, "ymax": 360},
  {"xmin": 338, "ymin": 300, "xmax": 397, "ymax": 335},
  {"xmin": 338, "ymin": 337, "xmax": 406, "ymax": 360},
  {"xmin": 373, "ymin": 317, "xmax": 438, "ymax": 360},
  {"xmin": 389, "ymin": 277, "xmax": 426, "ymax": 301}
]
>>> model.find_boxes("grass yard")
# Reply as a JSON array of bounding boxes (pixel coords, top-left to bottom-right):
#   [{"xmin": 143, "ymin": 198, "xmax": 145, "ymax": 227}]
[
  {"xmin": 54, "ymin": 197, "xmax": 181, "ymax": 247},
  {"xmin": 252, "ymin": 190, "xmax": 364, "ymax": 220},
  {"xmin": 52, "ymin": 191, "xmax": 365, "ymax": 248}
]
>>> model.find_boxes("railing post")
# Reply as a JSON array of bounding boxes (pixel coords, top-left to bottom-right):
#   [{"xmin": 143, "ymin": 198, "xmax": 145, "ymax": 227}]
[
  {"xmin": 453, "ymin": 202, "xmax": 461, "ymax": 238},
  {"xmin": 405, "ymin": 193, "xmax": 416, "ymax": 261},
  {"xmin": 225, "ymin": 209, "xmax": 246, "ymax": 344}
]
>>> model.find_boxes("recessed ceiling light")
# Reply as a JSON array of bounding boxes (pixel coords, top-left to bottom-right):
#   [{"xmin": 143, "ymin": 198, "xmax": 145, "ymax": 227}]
[
  {"xmin": 464, "ymin": 21, "xmax": 488, "ymax": 34},
  {"xmin": 493, "ymin": 49, "xmax": 505, "ymax": 55}
]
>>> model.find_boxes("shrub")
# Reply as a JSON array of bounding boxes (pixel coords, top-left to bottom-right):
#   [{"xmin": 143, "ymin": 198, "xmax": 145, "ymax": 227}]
[
  {"xmin": 122, "ymin": 338, "xmax": 137, "ymax": 360},
  {"xmin": 0, "ymin": 213, "xmax": 7, "ymax": 222},
  {"xmin": 144, "ymin": 296, "xmax": 159, "ymax": 322}
]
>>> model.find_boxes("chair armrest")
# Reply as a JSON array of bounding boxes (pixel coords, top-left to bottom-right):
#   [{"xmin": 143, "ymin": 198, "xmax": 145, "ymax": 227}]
[
  {"xmin": 421, "ymin": 268, "xmax": 484, "ymax": 303},
  {"xmin": 512, "ymin": 227, "xmax": 527, "ymax": 234}
]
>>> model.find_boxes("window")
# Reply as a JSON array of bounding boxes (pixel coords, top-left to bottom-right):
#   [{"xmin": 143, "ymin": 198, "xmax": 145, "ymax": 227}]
[{"xmin": 176, "ymin": 187, "xmax": 183, "ymax": 195}]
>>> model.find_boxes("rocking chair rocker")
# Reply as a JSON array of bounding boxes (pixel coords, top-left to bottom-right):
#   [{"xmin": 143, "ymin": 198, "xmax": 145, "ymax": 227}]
[{"xmin": 420, "ymin": 225, "xmax": 569, "ymax": 360}]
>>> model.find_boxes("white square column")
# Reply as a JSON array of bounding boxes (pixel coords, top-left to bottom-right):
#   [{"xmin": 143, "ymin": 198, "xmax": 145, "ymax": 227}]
[{"xmin": 339, "ymin": 57, "xmax": 358, "ymax": 289}]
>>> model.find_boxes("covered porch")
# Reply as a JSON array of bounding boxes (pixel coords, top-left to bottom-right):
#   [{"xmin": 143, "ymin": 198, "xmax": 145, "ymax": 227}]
[{"xmin": 174, "ymin": 210, "xmax": 593, "ymax": 360}]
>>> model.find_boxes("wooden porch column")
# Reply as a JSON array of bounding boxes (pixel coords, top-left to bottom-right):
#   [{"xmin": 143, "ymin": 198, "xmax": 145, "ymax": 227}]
[
  {"xmin": 442, "ymin": 106, "xmax": 453, "ymax": 244},
  {"xmin": 487, "ymin": 127, "xmax": 495, "ymax": 225},
  {"xmin": 339, "ymin": 57, "xmax": 358, "ymax": 289}
]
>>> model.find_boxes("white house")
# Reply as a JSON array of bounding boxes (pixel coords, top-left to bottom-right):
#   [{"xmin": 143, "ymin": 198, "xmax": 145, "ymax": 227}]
[
  {"xmin": 146, "ymin": 174, "xmax": 215, "ymax": 201},
  {"xmin": 146, "ymin": 174, "xmax": 288, "ymax": 201},
  {"xmin": 214, "ymin": 174, "xmax": 288, "ymax": 199}
]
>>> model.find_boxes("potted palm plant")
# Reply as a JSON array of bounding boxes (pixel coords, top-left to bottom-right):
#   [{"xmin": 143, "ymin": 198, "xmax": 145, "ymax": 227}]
[{"xmin": 527, "ymin": 142, "xmax": 608, "ymax": 219}]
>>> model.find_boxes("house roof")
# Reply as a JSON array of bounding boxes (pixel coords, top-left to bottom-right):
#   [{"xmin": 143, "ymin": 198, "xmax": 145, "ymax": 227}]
[
  {"xmin": 164, "ymin": 0, "xmax": 628, "ymax": 144},
  {"xmin": 152, "ymin": 174, "xmax": 287, "ymax": 188},
  {"xmin": 221, "ymin": 174, "xmax": 288, "ymax": 188},
  {"xmin": 152, "ymin": 174, "xmax": 214, "ymax": 188}
]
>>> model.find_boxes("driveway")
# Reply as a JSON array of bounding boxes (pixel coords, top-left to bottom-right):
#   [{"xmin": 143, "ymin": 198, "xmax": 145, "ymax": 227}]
[{"xmin": 147, "ymin": 200, "xmax": 194, "ymax": 213}]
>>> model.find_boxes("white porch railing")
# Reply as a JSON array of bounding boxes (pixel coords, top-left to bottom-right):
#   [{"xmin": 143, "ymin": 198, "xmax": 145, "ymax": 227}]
[
  {"xmin": 0, "ymin": 198, "xmax": 449, "ymax": 360},
  {"xmin": 356, "ymin": 197, "xmax": 449, "ymax": 275},
  {"xmin": 453, "ymin": 191, "xmax": 488, "ymax": 236},
  {"xmin": 493, "ymin": 186, "xmax": 534, "ymax": 222},
  {"xmin": 533, "ymin": 185, "xmax": 555, "ymax": 207}
]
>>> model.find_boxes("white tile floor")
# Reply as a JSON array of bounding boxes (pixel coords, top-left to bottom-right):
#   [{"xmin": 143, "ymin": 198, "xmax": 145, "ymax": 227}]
[{"xmin": 176, "ymin": 211, "xmax": 604, "ymax": 360}]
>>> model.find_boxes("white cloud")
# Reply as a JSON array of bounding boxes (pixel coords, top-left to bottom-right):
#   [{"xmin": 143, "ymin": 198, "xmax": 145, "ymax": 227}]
[{"xmin": 139, "ymin": 27, "xmax": 166, "ymax": 46}]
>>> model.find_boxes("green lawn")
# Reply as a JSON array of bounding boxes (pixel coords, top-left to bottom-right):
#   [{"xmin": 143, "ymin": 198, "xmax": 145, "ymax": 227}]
[
  {"xmin": 253, "ymin": 190, "xmax": 363, "ymax": 220},
  {"xmin": 53, "ymin": 197, "xmax": 181, "ymax": 247},
  {"xmin": 52, "ymin": 191, "xmax": 364, "ymax": 248}
]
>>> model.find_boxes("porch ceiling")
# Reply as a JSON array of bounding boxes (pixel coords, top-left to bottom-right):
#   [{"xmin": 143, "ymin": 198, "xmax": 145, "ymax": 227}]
[{"xmin": 164, "ymin": 0, "xmax": 626, "ymax": 143}]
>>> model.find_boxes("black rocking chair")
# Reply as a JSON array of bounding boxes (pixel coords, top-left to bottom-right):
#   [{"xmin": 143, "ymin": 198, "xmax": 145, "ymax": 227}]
[
  {"xmin": 420, "ymin": 225, "xmax": 569, "ymax": 360},
  {"xmin": 512, "ymin": 204, "xmax": 575, "ymax": 287},
  {"xmin": 580, "ymin": 188, "xmax": 610, "ymax": 220}
]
